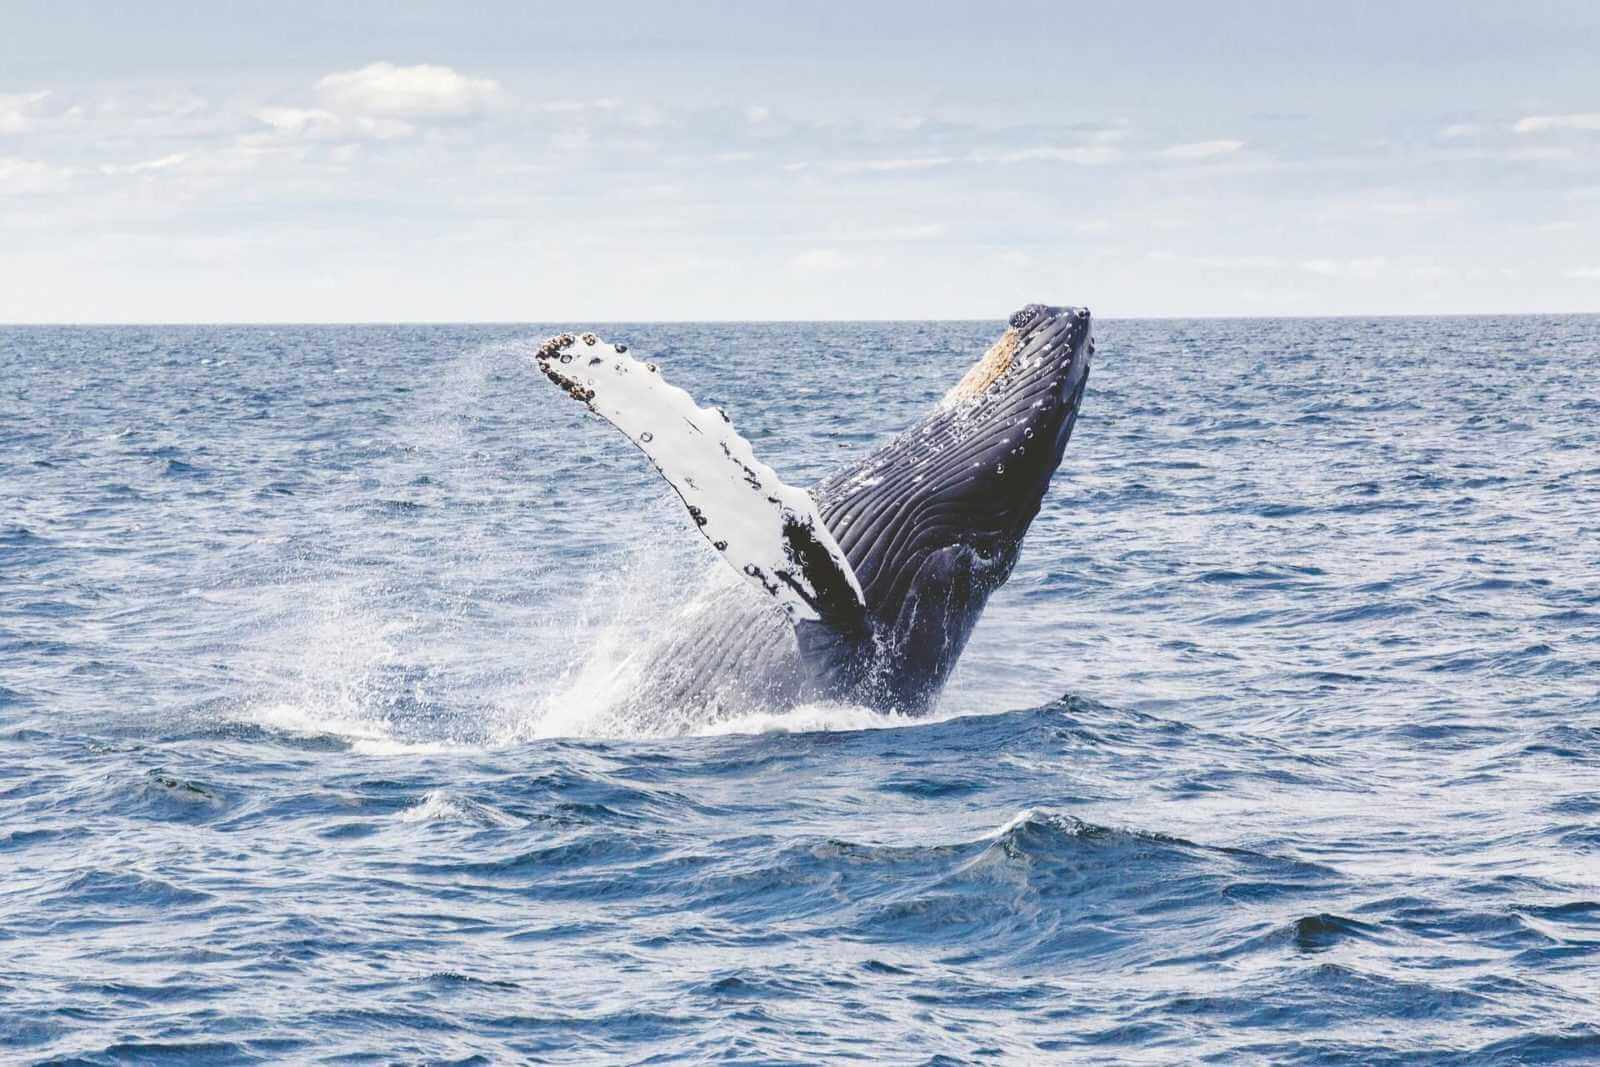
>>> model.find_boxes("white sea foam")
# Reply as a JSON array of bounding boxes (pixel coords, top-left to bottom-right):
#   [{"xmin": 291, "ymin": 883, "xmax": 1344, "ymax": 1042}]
[
  {"xmin": 249, "ymin": 700, "xmax": 467, "ymax": 755},
  {"xmin": 398, "ymin": 789, "xmax": 520, "ymax": 826},
  {"xmin": 692, "ymin": 701, "xmax": 977, "ymax": 738}
]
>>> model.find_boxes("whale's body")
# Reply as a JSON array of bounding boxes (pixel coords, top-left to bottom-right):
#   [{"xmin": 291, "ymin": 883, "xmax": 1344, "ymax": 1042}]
[{"xmin": 535, "ymin": 304, "xmax": 1093, "ymax": 716}]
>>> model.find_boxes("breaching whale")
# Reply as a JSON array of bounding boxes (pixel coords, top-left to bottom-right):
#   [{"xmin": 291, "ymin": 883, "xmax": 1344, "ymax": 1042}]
[{"xmin": 534, "ymin": 303, "xmax": 1093, "ymax": 716}]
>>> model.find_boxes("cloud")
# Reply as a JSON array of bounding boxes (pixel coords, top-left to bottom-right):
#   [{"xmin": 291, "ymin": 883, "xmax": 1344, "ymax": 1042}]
[
  {"xmin": 1301, "ymin": 257, "xmax": 1387, "ymax": 280},
  {"xmin": 980, "ymin": 145, "xmax": 1120, "ymax": 165},
  {"xmin": 1569, "ymin": 267, "xmax": 1600, "ymax": 280},
  {"xmin": 1505, "ymin": 145, "xmax": 1575, "ymax": 161},
  {"xmin": 1439, "ymin": 123, "xmax": 1480, "ymax": 139},
  {"xmin": 539, "ymin": 98, "xmax": 620, "ymax": 114},
  {"xmin": 94, "ymin": 90, "xmax": 208, "ymax": 120},
  {"xmin": 1320, "ymin": 195, "xmax": 1466, "ymax": 219},
  {"xmin": 0, "ymin": 157, "xmax": 73, "ymax": 195},
  {"xmin": 1513, "ymin": 113, "xmax": 1600, "ymax": 134},
  {"xmin": 1087, "ymin": 127, "xmax": 1131, "ymax": 144},
  {"xmin": 1147, "ymin": 250, "xmax": 1283, "ymax": 270},
  {"xmin": 98, "ymin": 152, "xmax": 190, "ymax": 176},
  {"xmin": 315, "ymin": 62, "xmax": 503, "ymax": 119},
  {"xmin": 1160, "ymin": 139, "xmax": 1245, "ymax": 160},
  {"xmin": 833, "ymin": 156, "xmax": 954, "ymax": 173},
  {"xmin": 790, "ymin": 248, "xmax": 851, "ymax": 272},
  {"xmin": 0, "ymin": 90, "xmax": 63, "ymax": 134},
  {"xmin": 744, "ymin": 105, "xmax": 771, "ymax": 124},
  {"xmin": 824, "ymin": 223, "xmax": 945, "ymax": 242},
  {"xmin": 253, "ymin": 106, "xmax": 413, "ymax": 141}
]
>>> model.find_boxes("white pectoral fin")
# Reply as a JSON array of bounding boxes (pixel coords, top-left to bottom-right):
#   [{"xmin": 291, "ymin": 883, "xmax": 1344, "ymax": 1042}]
[{"xmin": 535, "ymin": 332, "xmax": 867, "ymax": 632}]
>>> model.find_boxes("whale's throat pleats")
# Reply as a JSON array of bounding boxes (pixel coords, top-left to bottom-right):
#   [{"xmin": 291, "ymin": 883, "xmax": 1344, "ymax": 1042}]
[{"xmin": 533, "ymin": 333, "xmax": 868, "ymax": 637}]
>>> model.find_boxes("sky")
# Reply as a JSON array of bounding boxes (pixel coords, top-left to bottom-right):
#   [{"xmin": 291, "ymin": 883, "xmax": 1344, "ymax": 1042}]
[{"xmin": 3, "ymin": 1, "xmax": 1599, "ymax": 322}]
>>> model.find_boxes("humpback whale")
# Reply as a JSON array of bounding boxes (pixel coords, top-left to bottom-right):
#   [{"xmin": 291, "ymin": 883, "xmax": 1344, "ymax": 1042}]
[{"xmin": 534, "ymin": 304, "xmax": 1093, "ymax": 716}]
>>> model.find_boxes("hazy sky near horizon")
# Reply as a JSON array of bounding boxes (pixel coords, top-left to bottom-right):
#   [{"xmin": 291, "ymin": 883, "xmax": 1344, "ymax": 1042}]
[{"xmin": 4, "ymin": 1, "xmax": 1599, "ymax": 322}]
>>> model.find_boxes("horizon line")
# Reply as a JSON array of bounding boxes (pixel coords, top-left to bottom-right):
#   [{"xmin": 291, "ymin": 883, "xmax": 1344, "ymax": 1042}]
[{"xmin": 5, "ymin": 310, "xmax": 1599, "ymax": 328}]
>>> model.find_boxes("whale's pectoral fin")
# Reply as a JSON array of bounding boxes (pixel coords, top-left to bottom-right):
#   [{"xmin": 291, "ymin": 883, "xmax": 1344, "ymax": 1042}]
[{"xmin": 534, "ymin": 333, "xmax": 868, "ymax": 633}]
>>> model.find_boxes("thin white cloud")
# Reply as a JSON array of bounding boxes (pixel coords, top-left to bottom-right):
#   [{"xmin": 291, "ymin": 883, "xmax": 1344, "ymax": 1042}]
[
  {"xmin": 1301, "ymin": 257, "xmax": 1387, "ymax": 280},
  {"xmin": 1506, "ymin": 145, "xmax": 1575, "ymax": 161},
  {"xmin": 1321, "ymin": 195, "xmax": 1467, "ymax": 219},
  {"xmin": 1161, "ymin": 139, "xmax": 1245, "ymax": 160},
  {"xmin": 1147, "ymin": 250, "xmax": 1283, "ymax": 270},
  {"xmin": 979, "ymin": 145, "xmax": 1120, "ymax": 165},
  {"xmin": 834, "ymin": 156, "xmax": 953, "ymax": 173},
  {"xmin": 1439, "ymin": 123, "xmax": 1481, "ymax": 139},
  {"xmin": 539, "ymin": 98, "xmax": 620, "ymax": 114},
  {"xmin": 316, "ymin": 62, "xmax": 503, "ymax": 119},
  {"xmin": 254, "ymin": 106, "xmax": 413, "ymax": 141},
  {"xmin": 1513, "ymin": 113, "xmax": 1600, "ymax": 134},
  {"xmin": 1569, "ymin": 267, "xmax": 1600, "ymax": 280},
  {"xmin": 0, "ymin": 90, "xmax": 59, "ymax": 134},
  {"xmin": 790, "ymin": 248, "xmax": 851, "ymax": 272},
  {"xmin": 824, "ymin": 223, "xmax": 945, "ymax": 242},
  {"xmin": 744, "ymin": 105, "xmax": 772, "ymax": 124},
  {"xmin": 1372, "ymin": 197, "xmax": 1465, "ymax": 216},
  {"xmin": 94, "ymin": 90, "xmax": 208, "ymax": 120},
  {"xmin": 0, "ymin": 157, "xmax": 73, "ymax": 195},
  {"xmin": 98, "ymin": 152, "xmax": 190, "ymax": 176}
]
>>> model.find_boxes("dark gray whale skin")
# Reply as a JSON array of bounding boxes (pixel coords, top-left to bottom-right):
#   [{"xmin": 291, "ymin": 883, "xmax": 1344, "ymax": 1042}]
[{"xmin": 630, "ymin": 304, "xmax": 1094, "ymax": 716}]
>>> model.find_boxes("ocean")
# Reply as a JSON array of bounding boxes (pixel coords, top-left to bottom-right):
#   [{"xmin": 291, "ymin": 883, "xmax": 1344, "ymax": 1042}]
[{"xmin": 2, "ymin": 317, "xmax": 1598, "ymax": 1063}]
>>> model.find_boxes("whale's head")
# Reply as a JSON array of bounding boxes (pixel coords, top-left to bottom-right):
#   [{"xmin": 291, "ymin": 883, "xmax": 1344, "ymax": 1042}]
[{"xmin": 815, "ymin": 304, "xmax": 1092, "ymax": 709}]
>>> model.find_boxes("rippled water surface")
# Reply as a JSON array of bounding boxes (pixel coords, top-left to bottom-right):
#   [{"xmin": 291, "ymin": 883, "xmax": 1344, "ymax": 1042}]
[{"xmin": 3, "ymin": 318, "xmax": 1599, "ymax": 1063}]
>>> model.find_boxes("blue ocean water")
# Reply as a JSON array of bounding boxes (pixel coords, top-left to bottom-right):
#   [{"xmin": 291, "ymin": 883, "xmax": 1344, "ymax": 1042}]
[{"xmin": 2, "ymin": 317, "xmax": 1598, "ymax": 1064}]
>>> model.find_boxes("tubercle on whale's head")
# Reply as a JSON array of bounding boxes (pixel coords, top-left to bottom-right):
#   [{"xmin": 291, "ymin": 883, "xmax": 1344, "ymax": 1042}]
[{"xmin": 941, "ymin": 304, "xmax": 1092, "ymax": 412}]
